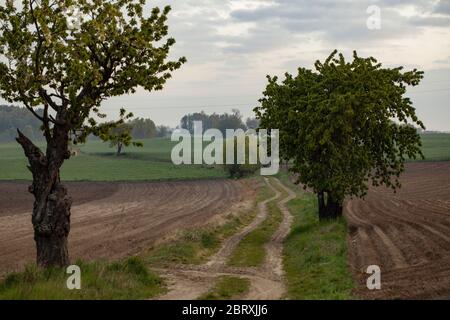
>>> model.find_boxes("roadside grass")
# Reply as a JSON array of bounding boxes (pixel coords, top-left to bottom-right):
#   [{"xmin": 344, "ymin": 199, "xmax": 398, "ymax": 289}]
[
  {"xmin": 278, "ymin": 174, "xmax": 355, "ymax": 299},
  {"xmin": 0, "ymin": 257, "xmax": 165, "ymax": 300},
  {"xmin": 198, "ymin": 276, "xmax": 250, "ymax": 300},
  {"xmin": 144, "ymin": 178, "xmax": 272, "ymax": 266},
  {"xmin": 227, "ymin": 179, "xmax": 285, "ymax": 267},
  {"xmin": 143, "ymin": 228, "xmax": 222, "ymax": 266}
]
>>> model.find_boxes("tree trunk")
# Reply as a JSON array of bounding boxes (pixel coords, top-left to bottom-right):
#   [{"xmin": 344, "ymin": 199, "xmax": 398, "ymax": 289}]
[
  {"xmin": 317, "ymin": 191, "xmax": 343, "ymax": 221},
  {"xmin": 326, "ymin": 194, "xmax": 343, "ymax": 219},
  {"xmin": 117, "ymin": 142, "xmax": 122, "ymax": 155},
  {"xmin": 34, "ymin": 182, "xmax": 71, "ymax": 267},
  {"xmin": 16, "ymin": 129, "xmax": 72, "ymax": 268},
  {"xmin": 317, "ymin": 191, "xmax": 328, "ymax": 220}
]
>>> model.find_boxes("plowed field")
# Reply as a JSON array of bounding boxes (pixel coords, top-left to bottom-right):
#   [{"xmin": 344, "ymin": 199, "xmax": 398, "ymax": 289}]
[
  {"xmin": 346, "ymin": 162, "xmax": 450, "ymax": 299},
  {"xmin": 0, "ymin": 179, "xmax": 254, "ymax": 276}
]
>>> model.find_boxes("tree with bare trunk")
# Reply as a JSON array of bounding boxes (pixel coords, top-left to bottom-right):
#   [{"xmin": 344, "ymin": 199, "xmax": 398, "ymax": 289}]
[
  {"xmin": 98, "ymin": 109, "xmax": 143, "ymax": 156},
  {"xmin": 0, "ymin": 0, "xmax": 185, "ymax": 268},
  {"xmin": 255, "ymin": 50, "xmax": 425, "ymax": 220}
]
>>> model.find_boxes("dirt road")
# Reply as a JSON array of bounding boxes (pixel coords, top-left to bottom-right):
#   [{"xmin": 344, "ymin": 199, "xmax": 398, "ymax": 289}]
[
  {"xmin": 346, "ymin": 162, "xmax": 450, "ymax": 299},
  {"xmin": 156, "ymin": 177, "xmax": 297, "ymax": 300},
  {"xmin": 0, "ymin": 179, "xmax": 255, "ymax": 276}
]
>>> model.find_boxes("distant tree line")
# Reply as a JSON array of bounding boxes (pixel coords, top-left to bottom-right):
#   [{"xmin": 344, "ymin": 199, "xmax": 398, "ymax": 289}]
[
  {"xmin": 1, "ymin": 105, "xmax": 260, "ymax": 144},
  {"xmin": 129, "ymin": 118, "xmax": 172, "ymax": 139},
  {"xmin": 0, "ymin": 105, "xmax": 171, "ymax": 142},
  {"xmin": 0, "ymin": 105, "xmax": 45, "ymax": 142},
  {"xmin": 178, "ymin": 110, "xmax": 261, "ymax": 179},
  {"xmin": 180, "ymin": 109, "xmax": 259, "ymax": 134}
]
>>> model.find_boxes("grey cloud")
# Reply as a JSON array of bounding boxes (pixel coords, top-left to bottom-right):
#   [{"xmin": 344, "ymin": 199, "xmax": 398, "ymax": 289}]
[
  {"xmin": 410, "ymin": 15, "xmax": 450, "ymax": 27},
  {"xmin": 434, "ymin": 0, "xmax": 450, "ymax": 15},
  {"xmin": 153, "ymin": 0, "xmax": 447, "ymax": 62},
  {"xmin": 229, "ymin": 1, "xmax": 416, "ymax": 48}
]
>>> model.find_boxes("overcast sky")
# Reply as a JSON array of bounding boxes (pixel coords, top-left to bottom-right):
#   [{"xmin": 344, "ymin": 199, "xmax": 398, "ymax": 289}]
[{"xmin": 1, "ymin": 0, "xmax": 450, "ymax": 131}]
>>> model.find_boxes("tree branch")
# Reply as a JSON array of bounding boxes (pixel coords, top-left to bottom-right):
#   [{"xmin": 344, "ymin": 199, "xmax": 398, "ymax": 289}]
[
  {"xmin": 49, "ymin": 114, "xmax": 65, "ymax": 126},
  {"xmin": 39, "ymin": 87, "xmax": 61, "ymax": 111},
  {"xmin": 42, "ymin": 104, "xmax": 52, "ymax": 142},
  {"xmin": 16, "ymin": 129, "xmax": 47, "ymax": 171},
  {"xmin": 29, "ymin": 0, "xmax": 62, "ymax": 112},
  {"xmin": 29, "ymin": 0, "xmax": 43, "ymax": 75},
  {"xmin": 23, "ymin": 102, "xmax": 45, "ymax": 122}
]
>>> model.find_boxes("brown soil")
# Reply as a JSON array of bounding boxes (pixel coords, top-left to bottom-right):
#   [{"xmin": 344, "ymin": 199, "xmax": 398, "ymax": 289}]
[
  {"xmin": 156, "ymin": 177, "xmax": 296, "ymax": 300},
  {"xmin": 346, "ymin": 162, "xmax": 450, "ymax": 299},
  {"xmin": 0, "ymin": 179, "xmax": 255, "ymax": 276}
]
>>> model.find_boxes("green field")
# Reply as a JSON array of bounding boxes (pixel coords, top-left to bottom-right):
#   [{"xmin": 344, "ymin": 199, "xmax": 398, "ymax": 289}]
[
  {"xmin": 0, "ymin": 133, "xmax": 449, "ymax": 181},
  {"xmin": 418, "ymin": 133, "xmax": 450, "ymax": 161},
  {"xmin": 0, "ymin": 138, "xmax": 226, "ymax": 181}
]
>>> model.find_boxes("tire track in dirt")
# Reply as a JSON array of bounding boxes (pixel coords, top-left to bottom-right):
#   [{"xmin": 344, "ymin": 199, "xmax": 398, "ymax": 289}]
[
  {"xmin": 262, "ymin": 178, "xmax": 296, "ymax": 279},
  {"xmin": 205, "ymin": 178, "xmax": 281, "ymax": 270},
  {"xmin": 346, "ymin": 162, "xmax": 450, "ymax": 299},
  {"xmin": 155, "ymin": 177, "xmax": 296, "ymax": 300},
  {"xmin": 0, "ymin": 179, "xmax": 255, "ymax": 276}
]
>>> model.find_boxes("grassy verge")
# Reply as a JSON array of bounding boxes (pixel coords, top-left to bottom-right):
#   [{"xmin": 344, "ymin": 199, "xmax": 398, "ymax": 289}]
[
  {"xmin": 0, "ymin": 257, "xmax": 164, "ymax": 300},
  {"xmin": 198, "ymin": 276, "xmax": 250, "ymax": 300},
  {"xmin": 278, "ymin": 174, "xmax": 355, "ymax": 299},
  {"xmin": 227, "ymin": 179, "xmax": 284, "ymax": 267},
  {"xmin": 144, "ymin": 178, "xmax": 271, "ymax": 266}
]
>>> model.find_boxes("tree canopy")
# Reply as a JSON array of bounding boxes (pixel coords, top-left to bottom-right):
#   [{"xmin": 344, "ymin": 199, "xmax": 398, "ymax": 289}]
[
  {"xmin": 0, "ymin": 0, "xmax": 185, "ymax": 145},
  {"xmin": 254, "ymin": 50, "xmax": 425, "ymax": 219}
]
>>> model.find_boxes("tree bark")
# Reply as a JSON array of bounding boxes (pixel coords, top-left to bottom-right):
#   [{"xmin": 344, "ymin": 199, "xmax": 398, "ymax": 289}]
[
  {"xmin": 317, "ymin": 191, "xmax": 328, "ymax": 220},
  {"xmin": 34, "ymin": 182, "xmax": 71, "ymax": 267},
  {"xmin": 117, "ymin": 142, "xmax": 122, "ymax": 155},
  {"xmin": 16, "ymin": 129, "xmax": 72, "ymax": 268},
  {"xmin": 326, "ymin": 193, "xmax": 343, "ymax": 219},
  {"xmin": 317, "ymin": 191, "xmax": 343, "ymax": 221}
]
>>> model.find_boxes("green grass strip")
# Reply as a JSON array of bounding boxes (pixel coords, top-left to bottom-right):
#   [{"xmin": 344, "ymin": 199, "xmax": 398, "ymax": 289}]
[
  {"xmin": 198, "ymin": 276, "xmax": 250, "ymax": 300},
  {"xmin": 0, "ymin": 257, "xmax": 164, "ymax": 300},
  {"xmin": 279, "ymin": 174, "xmax": 355, "ymax": 299}
]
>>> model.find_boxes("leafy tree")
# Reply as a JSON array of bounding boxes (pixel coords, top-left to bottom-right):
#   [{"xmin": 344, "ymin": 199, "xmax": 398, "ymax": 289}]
[
  {"xmin": 245, "ymin": 117, "xmax": 260, "ymax": 130},
  {"xmin": 97, "ymin": 109, "xmax": 143, "ymax": 155},
  {"xmin": 218, "ymin": 109, "xmax": 247, "ymax": 134},
  {"xmin": 130, "ymin": 117, "xmax": 156, "ymax": 139},
  {"xmin": 155, "ymin": 124, "xmax": 171, "ymax": 137},
  {"xmin": 104, "ymin": 123, "xmax": 137, "ymax": 155},
  {"xmin": 180, "ymin": 111, "xmax": 209, "ymax": 133},
  {"xmin": 0, "ymin": 0, "xmax": 185, "ymax": 267},
  {"xmin": 223, "ymin": 136, "xmax": 260, "ymax": 179},
  {"xmin": 255, "ymin": 50, "xmax": 424, "ymax": 220}
]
